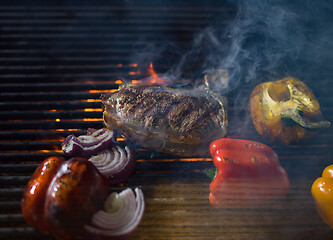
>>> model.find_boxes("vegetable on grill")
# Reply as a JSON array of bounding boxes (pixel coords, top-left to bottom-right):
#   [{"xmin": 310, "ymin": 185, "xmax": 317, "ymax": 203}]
[
  {"xmin": 62, "ymin": 128, "xmax": 136, "ymax": 184},
  {"xmin": 208, "ymin": 138, "xmax": 290, "ymax": 208},
  {"xmin": 61, "ymin": 128, "xmax": 116, "ymax": 157},
  {"xmin": 21, "ymin": 156, "xmax": 109, "ymax": 240},
  {"xmin": 249, "ymin": 77, "xmax": 330, "ymax": 144},
  {"xmin": 89, "ymin": 145, "xmax": 136, "ymax": 185},
  {"xmin": 85, "ymin": 188, "xmax": 145, "ymax": 239},
  {"xmin": 311, "ymin": 164, "xmax": 333, "ymax": 229}
]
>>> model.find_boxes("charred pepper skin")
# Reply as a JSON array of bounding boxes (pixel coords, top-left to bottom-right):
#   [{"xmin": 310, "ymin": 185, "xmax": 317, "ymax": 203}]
[
  {"xmin": 21, "ymin": 156, "xmax": 109, "ymax": 240},
  {"xmin": 209, "ymin": 138, "xmax": 290, "ymax": 208},
  {"xmin": 311, "ymin": 165, "xmax": 333, "ymax": 229},
  {"xmin": 250, "ymin": 77, "xmax": 330, "ymax": 144}
]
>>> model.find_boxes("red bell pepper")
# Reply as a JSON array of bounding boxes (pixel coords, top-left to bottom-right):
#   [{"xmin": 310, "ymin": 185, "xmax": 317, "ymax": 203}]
[
  {"xmin": 21, "ymin": 156, "xmax": 109, "ymax": 240},
  {"xmin": 208, "ymin": 138, "xmax": 290, "ymax": 208}
]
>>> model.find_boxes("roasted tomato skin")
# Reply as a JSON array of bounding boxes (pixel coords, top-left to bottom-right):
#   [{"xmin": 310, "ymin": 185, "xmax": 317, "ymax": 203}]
[
  {"xmin": 21, "ymin": 156, "xmax": 109, "ymax": 240},
  {"xmin": 21, "ymin": 156, "xmax": 64, "ymax": 233}
]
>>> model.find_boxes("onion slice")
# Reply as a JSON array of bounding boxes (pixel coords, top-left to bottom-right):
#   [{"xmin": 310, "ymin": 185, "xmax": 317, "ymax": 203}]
[
  {"xmin": 84, "ymin": 188, "xmax": 145, "ymax": 239},
  {"xmin": 62, "ymin": 128, "xmax": 116, "ymax": 157},
  {"xmin": 89, "ymin": 146, "xmax": 136, "ymax": 184}
]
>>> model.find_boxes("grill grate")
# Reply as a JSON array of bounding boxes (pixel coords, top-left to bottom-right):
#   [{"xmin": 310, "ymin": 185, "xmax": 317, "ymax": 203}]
[{"xmin": 0, "ymin": 1, "xmax": 333, "ymax": 240}]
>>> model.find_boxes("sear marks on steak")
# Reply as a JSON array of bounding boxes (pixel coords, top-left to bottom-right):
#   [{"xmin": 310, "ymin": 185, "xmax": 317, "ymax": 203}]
[{"xmin": 101, "ymin": 83, "xmax": 227, "ymax": 157}]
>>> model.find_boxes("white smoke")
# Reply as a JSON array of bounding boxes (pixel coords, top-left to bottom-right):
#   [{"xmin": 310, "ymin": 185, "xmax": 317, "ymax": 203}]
[
  {"xmin": 127, "ymin": 0, "xmax": 333, "ymax": 93},
  {"xmin": 202, "ymin": 0, "xmax": 333, "ymax": 93}
]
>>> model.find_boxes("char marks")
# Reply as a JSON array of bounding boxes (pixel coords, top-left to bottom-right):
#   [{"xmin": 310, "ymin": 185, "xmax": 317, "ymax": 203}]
[
  {"xmin": 113, "ymin": 85, "xmax": 220, "ymax": 138},
  {"xmin": 102, "ymin": 83, "xmax": 227, "ymax": 156}
]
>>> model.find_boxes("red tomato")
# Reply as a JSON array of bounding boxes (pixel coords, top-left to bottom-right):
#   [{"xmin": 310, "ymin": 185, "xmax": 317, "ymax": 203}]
[{"xmin": 21, "ymin": 156, "xmax": 109, "ymax": 240}]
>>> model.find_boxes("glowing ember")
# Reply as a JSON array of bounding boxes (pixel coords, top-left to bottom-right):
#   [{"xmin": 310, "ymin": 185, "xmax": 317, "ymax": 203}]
[
  {"xmin": 35, "ymin": 150, "xmax": 63, "ymax": 153},
  {"xmin": 84, "ymin": 108, "xmax": 103, "ymax": 112},
  {"xmin": 83, "ymin": 118, "xmax": 103, "ymax": 122},
  {"xmin": 131, "ymin": 80, "xmax": 141, "ymax": 84},
  {"xmin": 89, "ymin": 90, "xmax": 117, "ymax": 93},
  {"xmin": 56, "ymin": 129, "xmax": 81, "ymax": 132}
]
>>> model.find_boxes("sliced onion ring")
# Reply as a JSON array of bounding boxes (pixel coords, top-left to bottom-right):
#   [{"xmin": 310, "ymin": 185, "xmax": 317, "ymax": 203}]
[
  {"xmin": 62, "ymin": 128, "xmax": 116, "ymax": 158},
  {"xmin": 84, "ymin": 188, "xmax": 145, "ymax": 239},
  {"xmin": 89, "ymin": 146, "xmax": 136, "ymax": 184}
]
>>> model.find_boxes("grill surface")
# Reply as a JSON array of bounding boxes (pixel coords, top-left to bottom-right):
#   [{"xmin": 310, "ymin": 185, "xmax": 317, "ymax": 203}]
[{"xmin": 0, "ymin": 1, "xmax": 333, "ymax": 240}]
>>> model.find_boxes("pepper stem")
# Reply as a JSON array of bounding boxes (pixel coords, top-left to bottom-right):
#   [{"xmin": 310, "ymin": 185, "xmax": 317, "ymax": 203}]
[
  {"xmin": 281, "ymin": 107, "xmax": 330, "ymax": 129},
  {"xmin": 205, "ymin": 168, "xmax": 217, "ymax": 180}
]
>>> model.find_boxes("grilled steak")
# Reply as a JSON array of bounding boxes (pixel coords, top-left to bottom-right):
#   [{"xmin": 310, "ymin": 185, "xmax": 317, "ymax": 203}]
[{"xmin": 101, "ymin": 83, "xmax": 227, "ymax": 156}]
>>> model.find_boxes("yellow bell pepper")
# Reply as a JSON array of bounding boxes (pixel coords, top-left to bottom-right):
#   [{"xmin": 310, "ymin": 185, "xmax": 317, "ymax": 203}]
[
  {"xmin": 311, "ymin": 165, "xmax": 333, "ymax": 229},
  {"xmin": 249, "ymin": 77, "xmax": 330, "ymax": 144}
]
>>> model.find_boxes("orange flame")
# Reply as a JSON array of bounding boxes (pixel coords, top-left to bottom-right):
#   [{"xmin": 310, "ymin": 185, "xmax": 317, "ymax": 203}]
[
  {"xmin": 132, "ymin": 62, "xmax": 168, "ymax": 84},
  {"xmin": 147, "ymin": 62, "xmax": 168, "ymax": 84}
]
